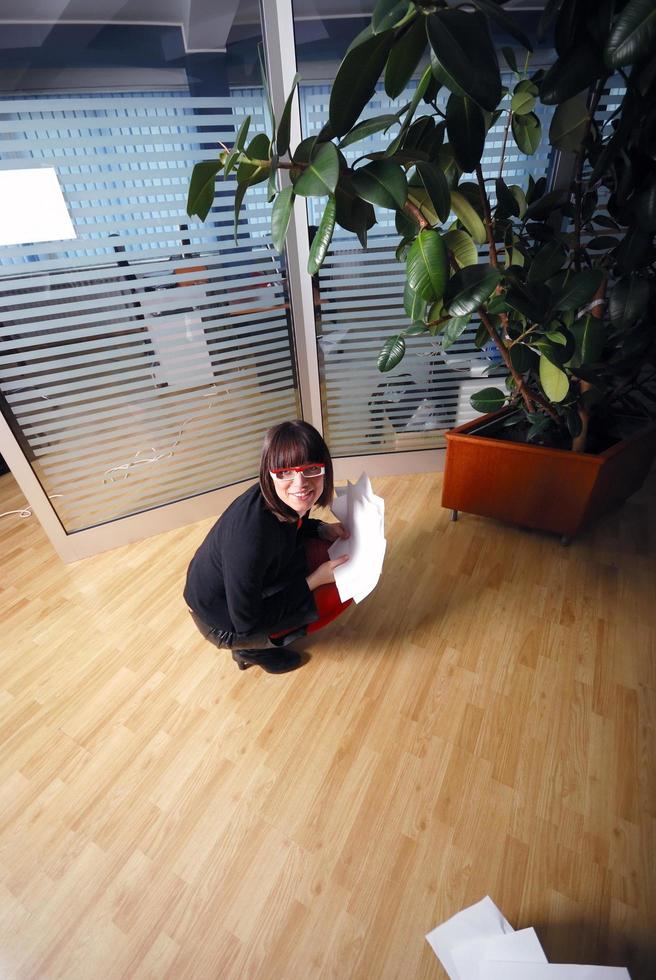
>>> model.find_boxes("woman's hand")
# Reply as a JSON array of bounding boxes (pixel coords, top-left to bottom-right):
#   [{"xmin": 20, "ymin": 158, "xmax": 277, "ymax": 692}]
[
  {"xmin": 318, "ymin": 521, "xmax": 350, "ymax": 542},
  {"xmin": 306, "ymin": 554, "xmax": 348, "ymax": 591}
]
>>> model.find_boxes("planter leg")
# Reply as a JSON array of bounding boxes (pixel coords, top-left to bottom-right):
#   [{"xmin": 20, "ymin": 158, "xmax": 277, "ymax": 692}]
[
  {"xmin": 451, "ymin": 510, "xmax": 459, "ymax": 522},
  {"xmin": 560, "ymin": 535, "xmax": 571, "ymax": 547}
]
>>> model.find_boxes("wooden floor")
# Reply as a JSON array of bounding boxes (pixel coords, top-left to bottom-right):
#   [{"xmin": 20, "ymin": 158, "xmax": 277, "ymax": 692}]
[{"xmin": 0, "ymin": 466, "xmax": 654, "ymax": 979}]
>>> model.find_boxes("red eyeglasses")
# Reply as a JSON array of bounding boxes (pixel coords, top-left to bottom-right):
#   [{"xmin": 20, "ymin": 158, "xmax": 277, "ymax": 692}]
[{"xmin": 269, "ymin": 463, "xmax": 325, "ymax": 481}]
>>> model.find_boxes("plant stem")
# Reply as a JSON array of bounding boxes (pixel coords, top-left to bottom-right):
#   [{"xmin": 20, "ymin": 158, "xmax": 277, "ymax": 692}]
[
  {"xmin": 478, "ymin": 307, "xmax": 535, "ymax": 414},
  {"xmin": 475, "ymin": 163, "xmax": 499, "ymax": 269},
  {"xmin": 404, "ymin": 199, "xmax": 429, "ymax": 229},
  {"xmin": 498, "ymin": 109, "xmax": 512, "ymax": 181}
]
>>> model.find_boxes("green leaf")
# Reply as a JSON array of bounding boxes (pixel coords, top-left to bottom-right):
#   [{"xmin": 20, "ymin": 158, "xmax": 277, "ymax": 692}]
[
  {"xmin": 604, "ymin": 0, "xmax": 656, "ymax": 68},
  {"xmin": 509, "ymin": 343, "xmax": 536, "ymax": 373},
  {"xmin": 271, "ymin": 185, "xmax": 295, "ymax": 253},
  {"xmin": 345, "ymin": 22, "xmax": 374, "ymax": 55},
  {"xmin": 502, "ymin": 46, "xmax": 518, "ymax": 74},
  {"xmin": 510, "ymin": 185, "xmax": 527, "ymax": 219},
  {"xmin": 608, "ymin": 276, "xmax": 650, "ymax": 330},
  {"xmin": 569, "ymin": 314, "xmax": 605, "ymax": 365},
  {"xmin": 338, "ymin": 114, "xmax": 399, "ymax": 149},
  {"xmin": 441, "ymin": 315, "xmax": 470, "ymax": 350},
  {"xmin": 404, "ymin": 281, "xmax": 427, "ymax": 320},
  {"xmin": 394, "ymin": 64, "xmax": 434, "ymax": 148},
  {"xmin": 293, "ymin": 141, "xmax": 339, "ymax": 197},
  {"xmin": 511, "ymin": 112, "xmax": 541, "ymax": 155},
  {"xmin": 495, "ymin": 177, "xmax": 520, "ymax": 218},
  {"xmin": 470, "ymin": 387, "xmax": 507, "ymax": 412},
  {"xmin": 257, "ymin": 45, "xmax": 275, "ymax": 135},
  {"xmin": 527, "ymin": 240, "xmax": 567, "ymax": 282},
  {"xmin": 426, "ymin": 10, "xmax": 502, "ymax": 112},
  {"xmin": 378, "ymin": 334, "xmax": 406, "ymax": 372},
  {"xmin": 236, "ymin": 133, "xmax": 272, "ymax": 184},
  {"xmin": 549, "ymin": 94, "xmax": 589, "ymax": 152},
  {"xmin": 187, "ymin": 161, "xmax": 221, "ymax": 221},
  {"xmin": 552, "ymin": 269, "xmax": 604, "ymax": 313},
  {"xmin": 233, "ymin": 180, "xmax": 250, "ymax": 244},
  {"xmin": 275, "ymin": 75, "xmax": 300, "ymax": 157},
  {"xmin": 539, "ymin": 356, "xmax": 569, "ymax": 402},
  {"xmin": 446, "ymin": 95, "xmax": 486, "ymax": 172},
  {"xmin": 407, "ymin": 321, "xmax": 428, "ymax": 336},
  {"xmin": 406, "ymin": 229, "xmax": 448, "ymax": 301},
  {"xmin": 385, "ymin": 17, "xmax": 427, "ymax": 98},
  {"xmin": 430, "ymin": 48, "xmax": 467, "ymax": 99},
  {"xmin": 414, "ymin": 162, "xmax": 451, "ymax": 223},
  {"xmin": 396, "ymin": 208, "xmax": 420, "ymax": 239},
  {"xmin": 451, "ymin": 190, "xmax": 487, "ymax": 244},
  {"xmin": 444, "ymin": 229, "xmax": 478, "ymax": 268},
  {"xmin": 308, "ymin": 197, "xmax": 336, "ymax": 275},
  {"xmin": 372, "ymin": 0, "xmax": 410, "ymax": 33},
  {"xmin": 352, "ymin": 160, "xmax": 408, "ymax": 210},
  {"xmin": 267, "ymin": 156, "xmax": 278, "ymax": 203},
  {"xmin": 470, "ymin": 0, "xmax": 533, "ymax": 52},
  {"xmin": 525, "ymin": 189, "xmax": 568, "ymax": 220},
  {"xmin": 335, "ymin": 176, "xmax": 377, "ymax": 247},
  {"xmin": 511, "ymin": 88, "xmax": 536, "ymax": 115},
  {"xmin": 445, "ymin": 264, "xmax": 501, "ymax": 316},
  {"xmin": 329, "ymin": 31, "xmax": 395, "ymax": 137},
  {"xmin": 223, "ymin": 115, "xmax": 251, "ymax": 177},
  {"xmin": 436, "ymin": 143, "xmax": 461, "ymax": 189},
  {"xmin": 539, "ymin": 44, "xmax": 606, "ymax": 105}
]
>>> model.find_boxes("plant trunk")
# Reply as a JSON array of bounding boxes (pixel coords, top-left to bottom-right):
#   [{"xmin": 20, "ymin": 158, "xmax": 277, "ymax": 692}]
[{"xmin": 571, "ymin": 279, "xmax": 607, "ymax": 452}]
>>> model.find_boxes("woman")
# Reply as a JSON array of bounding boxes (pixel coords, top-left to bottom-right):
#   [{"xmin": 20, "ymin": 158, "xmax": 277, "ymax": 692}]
[{"xmin": 184, "ymin": 420, "xmax": 351, "ymax": 673}]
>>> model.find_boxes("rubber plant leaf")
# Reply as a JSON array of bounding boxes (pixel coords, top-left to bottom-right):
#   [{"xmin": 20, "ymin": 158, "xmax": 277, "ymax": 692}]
[
  {"xmin": 550, "ymin": 268, "xmax": 604, "ymax": 313},
  {"xmin": 308, "ymin": 197, "xmax": 336, "ymax": 275},
  {"xmin": 470, "ymin": 387, "xmax": 506, "ymax": 412},
  {"xmin": 445, "ymin": 264, "xmax": 501, "ymax": 316},
  {"xmin": 441, "ymin": 315, "xmax": 471, "ymax": 350},
  {"xmin": 443, "ymin": 229, "xmax": 478, "ymax": 268},
  {"xmin": 446, "ymin": 94, "xmax": 486, "ymax": 173},
  {"xmin": 352, "ymin": 160, "xmax": 408, "ymax": 210},
  {"xmin": 378, "ymin": 334, "xmax": 406, "ymax": 372},
  {"xmin": 275, "ymin": 74, "xmax": 300, "ymax": 157},
  {"xmin": 187, "ymin": 161, "xmax": 222, "ymax": 221},
  {"xmin": 451, "ymin": 190, "xmax": 487, "ymax": 244},
  {"xmin": 549, "ymin": 94, "xmax": 590, "ymax": 152},
  {"xmin": 539, "ymin": 354, "xmax": 569, "ymax": 402},
  {"xmin": 511, "ymin": 112, "xmax": 541, "ymax": 155},
  {"xmin": 385, "ymin": 17, "xmax": 427, "ymax": 98},
  {"xmin": 338, "ymin": 114, "xmax": 399, "ymax": 149},
  {"xmin": 293, "ymin": 141, "xmax": 339, "ymax": 197},
  {"xmin": 426, "ymin": 10, "xmax": 501, "ymax": 112},
  {"xmin": 406, "ymin": 229, "xmax": 448, "ymax": 301},
  {"xmin": 414, "ymin": 161, "xmax": 450, "ymax": 223},
  {"xmin": 608, "ymin": 276, "xmax": 650, "ymax": 330},
  {"xmin": 329, "ymin": 31, "xmax": 395, "ymax": 137},
  {"xmin": 271, "ymin": 185, "xmax": 295, "ymax": 253},
  {"xmin": 540, "ymin": 44, "xmax": 606, "ymax": 104},
  {"xmin": 569, "ymin": 314, "xmax": 605, "ymax": 365},
  {"xmin": 372, "ymin": 0, "xmax": 411, "ymax": 34},
  {"xmin": 527, "ymin": 240, "xmax": 567, "ymax": 283},
  {"xmin": 403, "ymin": 281, "xmax": 427, "ymax": 320},
  {"xmin": 470, "ymin": 0, "xmax": 533, "ymax": 51},
  {"xmin": 604, "ymin": 0, "xmax": 656, "ymax": 68}
]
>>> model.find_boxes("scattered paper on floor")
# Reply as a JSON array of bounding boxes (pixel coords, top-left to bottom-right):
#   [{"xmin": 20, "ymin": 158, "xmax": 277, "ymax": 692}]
[{"xmin": 328, "ymin": 473, "xmax": 385, "ymax": 604}]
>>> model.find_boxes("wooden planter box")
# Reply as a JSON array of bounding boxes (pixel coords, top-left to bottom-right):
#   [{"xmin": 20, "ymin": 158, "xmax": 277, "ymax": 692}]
[{"xmin": 442, "ymin": 410, "xmax": 656, "ymax": 539}]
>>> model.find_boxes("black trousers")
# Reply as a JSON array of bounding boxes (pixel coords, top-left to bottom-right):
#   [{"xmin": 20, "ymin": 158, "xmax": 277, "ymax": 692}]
[{"xmin": 188, "ymin": 609, "xmax": 306, "ymax": 651}]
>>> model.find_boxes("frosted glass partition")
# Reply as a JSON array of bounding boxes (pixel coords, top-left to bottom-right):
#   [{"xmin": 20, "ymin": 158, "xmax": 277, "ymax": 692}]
[{"xmin": 0, "ymin": 90, "xmax": 300, "ymax": 532}]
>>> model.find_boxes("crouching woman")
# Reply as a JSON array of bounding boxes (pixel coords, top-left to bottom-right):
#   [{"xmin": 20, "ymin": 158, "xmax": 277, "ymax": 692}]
[{"xmin": 184, "ymin": 420, "xmax": 351, "ymax": 673}]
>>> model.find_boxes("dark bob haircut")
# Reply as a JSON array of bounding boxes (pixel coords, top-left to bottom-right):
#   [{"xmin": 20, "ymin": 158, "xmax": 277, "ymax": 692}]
[{"xmin": 260, "ymin": 419, "xmax": 334, "ymax": 520}]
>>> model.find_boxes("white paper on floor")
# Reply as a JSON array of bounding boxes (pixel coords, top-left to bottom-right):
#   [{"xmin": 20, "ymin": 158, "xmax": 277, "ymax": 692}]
[
  {"xmin": 426, "ymin": 897, "xmax": 631, "ymax": 980},
  {"xmin": 328, "ymin": 472, "xmax": 386, "ymax": 604}
]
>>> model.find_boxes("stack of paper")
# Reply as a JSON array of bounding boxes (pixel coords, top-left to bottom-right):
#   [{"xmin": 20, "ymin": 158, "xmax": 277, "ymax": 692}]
[
  {"xmin": 328, "ymin": 472, "xmax": 386, "ymax": 604},
  {"xmin": 426, "ymin": 897, "xmax": 631, "ymax": 979}
]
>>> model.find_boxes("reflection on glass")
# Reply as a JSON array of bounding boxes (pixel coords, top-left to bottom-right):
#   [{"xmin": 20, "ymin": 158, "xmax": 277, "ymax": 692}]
[{"xmin": 0, "ymin": 5, "xmax": 300, "ymax": 532}]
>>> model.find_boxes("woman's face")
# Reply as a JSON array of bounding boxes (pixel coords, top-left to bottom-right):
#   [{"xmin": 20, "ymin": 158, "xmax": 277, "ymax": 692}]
[{"xmin": 272, "ymin": 466, "xmax": 324, "ymax": 517}]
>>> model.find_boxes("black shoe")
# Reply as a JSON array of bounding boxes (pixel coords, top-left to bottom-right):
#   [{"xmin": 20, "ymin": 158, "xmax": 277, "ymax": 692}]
[{"xmin": 232, "ymin": 648, "xmax": 304, "ymax": 674}]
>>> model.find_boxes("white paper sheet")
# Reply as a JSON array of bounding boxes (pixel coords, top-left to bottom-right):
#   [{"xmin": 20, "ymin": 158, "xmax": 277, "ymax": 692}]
[
  {"xmin": 328, "ymin": 473, "xmax": 385, "ymax": 603},
  {"xmin": 425, "ymin": 896, "xmax": 514, "ymax": 980},
  {"xmin": 479, "ymin": 965, "xmax": 631, "ymax": 980},
  {"xmin": 451, "ymin": 927, "xmax": 547, "ymax": 979}
]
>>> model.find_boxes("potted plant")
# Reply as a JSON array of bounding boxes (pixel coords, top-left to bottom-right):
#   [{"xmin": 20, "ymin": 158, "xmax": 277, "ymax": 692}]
[{"xmin": 187, "ymin": 0, "xmax": 656, "ymax": 541}]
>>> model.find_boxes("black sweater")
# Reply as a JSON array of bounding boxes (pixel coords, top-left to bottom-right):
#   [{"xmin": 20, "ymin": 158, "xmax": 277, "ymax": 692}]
[{"xmin": 183, "ymin": 483, "xmax": 322, "ymax": 636}]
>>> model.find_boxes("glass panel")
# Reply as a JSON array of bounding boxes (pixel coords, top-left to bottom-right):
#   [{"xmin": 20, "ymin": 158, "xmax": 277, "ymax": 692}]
[
  {"xmin": 292, "ymin": 4, "xmax": 556, "ymax": 457},
  {"xmin": 0, "ymin": 8, "xmax": 300, "ymax": 532}
]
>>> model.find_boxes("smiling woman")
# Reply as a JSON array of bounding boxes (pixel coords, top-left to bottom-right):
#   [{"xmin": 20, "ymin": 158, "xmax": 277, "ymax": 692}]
[{"xmin": 184, "ymin": 419, "xmax": 353, "ymax": 673}]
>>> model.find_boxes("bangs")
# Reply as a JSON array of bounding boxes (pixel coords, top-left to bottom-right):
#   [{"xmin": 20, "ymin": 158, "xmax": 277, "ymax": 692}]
[{"xmin": 269, "ymin": 427, "xmax": 322, "ymax": 471}]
